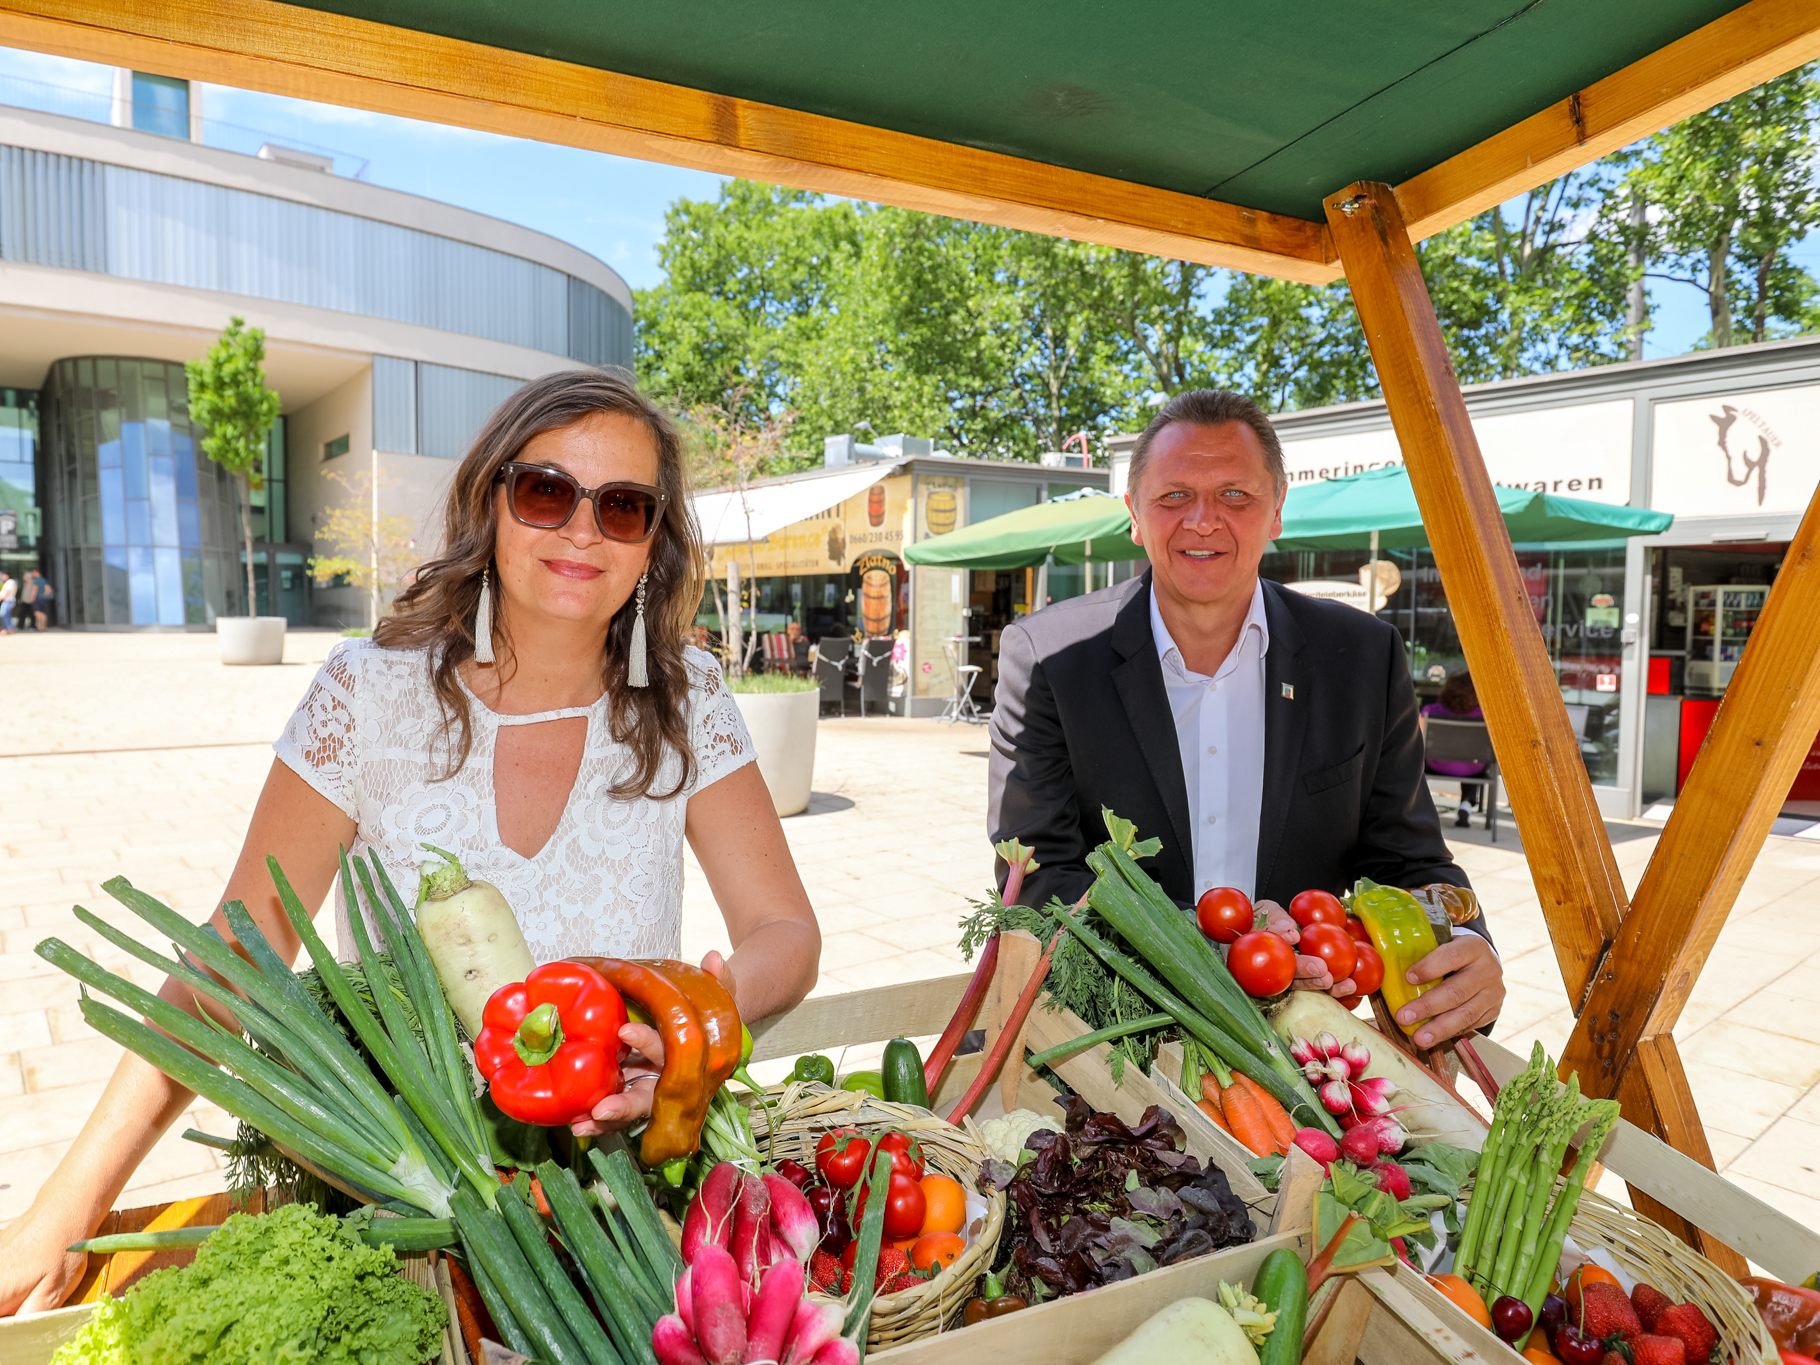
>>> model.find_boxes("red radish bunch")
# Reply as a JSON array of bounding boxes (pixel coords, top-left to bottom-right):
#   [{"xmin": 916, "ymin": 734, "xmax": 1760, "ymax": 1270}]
[
  {"xmin": 1289, "ymin": 1032, "xmax": 1401, "ymax": 1141},
  {"xmin": 663, "ymin": 1162, "xmax": 854, "ymax": 1365}
]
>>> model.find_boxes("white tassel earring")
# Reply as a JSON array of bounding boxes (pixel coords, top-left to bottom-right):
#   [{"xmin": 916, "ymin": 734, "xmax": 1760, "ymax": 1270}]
[
  {"xmin": 627, "ymin": 572, "xmax": 650, "ymax": 687},
  {"xmin": 473, "ymin": 567, "xmax": 496, "ymax": 664}
]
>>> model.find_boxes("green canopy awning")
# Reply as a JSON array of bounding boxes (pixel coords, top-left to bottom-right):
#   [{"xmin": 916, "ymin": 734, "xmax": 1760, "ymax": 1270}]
[
  {"xmin": 904, "ymin": 467, "xmax": 1672, "ymax": 570},
  {"xmin": 1272, "ymin": 465, "xmax": 1673, "ymax": 550},
  {"xmin": 903, "ymin": 490, "xmax": 1139, "ymax": 570}
]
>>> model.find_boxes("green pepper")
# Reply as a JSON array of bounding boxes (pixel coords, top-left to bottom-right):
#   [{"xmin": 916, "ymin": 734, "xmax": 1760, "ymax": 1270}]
[
  {"xmin": 839, "ymin": 1069, "xmax": 886, "ymax": 1098},
  {"xmin": 791, "ymin": 1054, "xmax": 836, "ymax": 1086}
]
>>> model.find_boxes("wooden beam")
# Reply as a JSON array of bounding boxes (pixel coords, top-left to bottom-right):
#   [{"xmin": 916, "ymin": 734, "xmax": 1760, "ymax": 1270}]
[
  {"xmin": 1323, "ymin": 182, "xmax": 1628, "ymax": 1006},
  {"xmin": 1616, "ymin": 1037, "xmax": 1750, "ymax": 1275},
  {"xmin": 0, "ymin": 0, "xmax": 1338, "ymax": 284},
  {"xmin": 1563, "ymin": 484, "xmax": 1820, "ymax": 1076},
  {"xmin": 1395, "ymin": 0, "xmax": 1820, "ymax": 245}
]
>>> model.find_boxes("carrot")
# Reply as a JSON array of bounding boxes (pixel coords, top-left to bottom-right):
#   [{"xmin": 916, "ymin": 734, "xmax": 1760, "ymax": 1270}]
[
  {"xmin": 1212, "ymin": 1069, "xmax": 1279, "ymax": 1158},
  {"xmin": 1194, "ymin": 1097, "xmax": 1233, "ymax": 1135},
  {"xmin": 1198, "ymin": 1071, "xmax": 1225, "ymax": 1115},
  {"xmin": 1230, "ymin": 1070, "xmax": 1295, "ymax": 1153}
]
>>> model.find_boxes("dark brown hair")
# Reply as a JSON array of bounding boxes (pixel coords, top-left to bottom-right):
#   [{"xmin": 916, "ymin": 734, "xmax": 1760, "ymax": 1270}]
[
  {"xmin": 1129, "ymin": 389, "xmax": 1287, "ymax": 491},
  {"xmin": 1438, "ymin": 671, "xmax": 1478, "ymax": 715},
  {"xmin": 374, "ymin": 368, "xmax": 705, "ymax": 800}
]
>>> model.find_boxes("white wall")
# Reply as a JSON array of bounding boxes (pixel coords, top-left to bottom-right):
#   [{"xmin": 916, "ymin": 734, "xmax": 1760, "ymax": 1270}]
[{"xmin": 287, "ymin": 368, "xmax": 374, "ymax": 628}]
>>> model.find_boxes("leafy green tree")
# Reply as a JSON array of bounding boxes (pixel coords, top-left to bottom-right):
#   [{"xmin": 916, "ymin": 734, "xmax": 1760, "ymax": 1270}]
[
  {"xmin": 1624, "ymin": 63, "xmax": 1820, "ymax": 347},
  {"xmin": 185, "ymin": 316, "xmax": 281, "ymax": 616}
]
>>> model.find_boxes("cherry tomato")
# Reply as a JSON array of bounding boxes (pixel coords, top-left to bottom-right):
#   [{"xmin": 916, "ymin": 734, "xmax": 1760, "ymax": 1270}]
[
  {"xmin": 1349, "ymin": 940, "xmax": 1385, "ymax": 995},
  {"xmin": 1299, "ymin": 922, "xmax": 1358, "ymax": 983},
  {"xmin": 1228, "ymin": 931, "xmax": 1296, "ymax": 997},
  {"xmin": 1343, "ymin": 914, "xmax": 1372, "ymax": 944},
  {"xmin": 815, "ymin": 1128, "xmax": 871, "ymax": 1189},
  {"xmin": 1288, "ymin": 889, "xmax": 1347, "ymax": 928},
  {"xmin": 854, "ymin": 1170, "xmax": 927, "ymax": 1240},
  {"xmin": 1195, "ymin": 886, "xmax": 1255, "ymax": 944},
  {"xmin": 1337, "ymin": 993, "xmax": 1364, "ymax": 1010},
  {"xmin": 871, "ymin": 1131, "xmax": 926, "ymax": 1182}
]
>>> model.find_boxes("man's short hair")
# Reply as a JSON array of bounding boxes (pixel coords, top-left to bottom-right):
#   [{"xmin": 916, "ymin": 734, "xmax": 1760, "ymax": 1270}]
[{"xmin": 1128, "ymin": 390, "xmax": 1287, "ymax": 492}]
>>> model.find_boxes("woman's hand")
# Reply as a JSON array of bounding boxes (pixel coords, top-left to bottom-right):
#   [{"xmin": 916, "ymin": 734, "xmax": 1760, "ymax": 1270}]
[
  {"xmin": 1394, "ymin": 933, "xmax": 1504, "ymax": 1047},
  {"xmin": 568, "ymin": 951, "xmax": 739, "ymax": 1137},
  {"xmin": 0, "ymin": 1196, "xmax": 96, "ymax": 1316},
  {"xmin": 1256, "ymin": 899, "xmax": 1357, "ymax": 1000}
]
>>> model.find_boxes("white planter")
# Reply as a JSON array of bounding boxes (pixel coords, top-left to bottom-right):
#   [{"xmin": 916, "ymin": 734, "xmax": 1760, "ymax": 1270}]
[
  {"xmin": 732, "ymin": 689, "xmax": 819, "ymax": 817},
  {"xmin": 217, "ymin": 615, "xmax": 288, "ymax": 665}
]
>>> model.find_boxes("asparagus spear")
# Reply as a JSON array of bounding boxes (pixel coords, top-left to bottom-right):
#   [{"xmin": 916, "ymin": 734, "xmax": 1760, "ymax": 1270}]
[
  {"xmin": 1490, "ymin": 1075, "xmax": 1581, "ymax": 1298},
  {"xmin": 1471, "ymin": 1076, "xmax": 1572, "ymax": 1296},
  {"xmin": 1518, "ymin": 1100, "xmax": 1623, "ymax": 1321},
  {"xmin": 1454, "ymin": 1046, "xmax": 1548, "ymax": 1283}
]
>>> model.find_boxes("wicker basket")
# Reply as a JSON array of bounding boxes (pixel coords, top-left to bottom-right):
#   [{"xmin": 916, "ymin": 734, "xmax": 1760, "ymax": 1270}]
[
  {"xmin": 748, "ymin": 1083, "xmax": 1006, "ymax": 1353},
  {"xmin": 1567, "ymin": 1188, "xmax": 1778, "ymax": 1364}
]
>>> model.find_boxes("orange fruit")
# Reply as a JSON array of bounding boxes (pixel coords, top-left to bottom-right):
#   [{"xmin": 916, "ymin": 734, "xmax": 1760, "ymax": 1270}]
[
  {"xmin": 890, "ymin": 1237, "xmax": 918, "ymax": 1254},
  {"xmin": 910, "ymin": 1231, "xmax": 966, "ymax": 1273},
  {"xmin": 1567, "ymin": 1263, "xmax": 1620, "ymax": 1292},
  {"xmin": 1522, "ymin": 1348, "xmax": 1563, "ymax": 1365},
  {"xmin": 918, "ymin": 1173, "xmax": 967, "ymax": 1235},
  {"xmin": 1425, "ymin": 1273, "xmax": 1491, "ymax": 1328}
]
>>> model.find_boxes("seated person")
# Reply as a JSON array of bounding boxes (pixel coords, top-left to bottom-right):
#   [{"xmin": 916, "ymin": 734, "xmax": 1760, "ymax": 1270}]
[{"xmin": 1422, "ymin": 672, "xmax": 1488, "ymax": 828}]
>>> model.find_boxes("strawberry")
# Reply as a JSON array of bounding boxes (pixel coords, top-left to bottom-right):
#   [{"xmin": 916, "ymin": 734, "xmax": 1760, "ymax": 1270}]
[
  {"xmin": 1652, "ymin": 1304, "xmax": 1717, "ymax": 1364},
  {"xmin": 872, "ymin": 1247, "xmax": 913, "ymax": 1291},
  {"xmin": 809, "ymin": 1248, "xmax": 843, "ymax": 1293},
  {"xmin": 1601, "ymin": 1353, "xmax": 1628, "ymax": 1365},
  {"xmin": 1579, "ymin": 1282, "xmax": 1643, "ymax": 1343},
  {"xmin": 1631, "ymin": 1282, "xmax": 1673, "ymax": 1332},
  {"xmin": 1629, "ymin": 1333, "xmax": 1687, "ymax": 1365}
]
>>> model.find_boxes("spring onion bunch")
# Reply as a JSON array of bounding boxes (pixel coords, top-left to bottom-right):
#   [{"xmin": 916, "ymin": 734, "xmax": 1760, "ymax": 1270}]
[
  {"xmin": 36, "ymin": 853, "xmax": 673, "ymax": 1365},
  {"xmin": 1452, "ymin": 1044, "xmax": 1622, "ymax": 1326}
]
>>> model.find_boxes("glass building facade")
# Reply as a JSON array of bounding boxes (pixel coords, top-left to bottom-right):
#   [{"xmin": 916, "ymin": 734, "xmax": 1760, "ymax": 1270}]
[
  {"xmin": 0, "ymin": 388, "xmax": 37, "ymax": 587},
  {"xmin": 37, "ymin": 357, "xmax": 245, "ymax": 627}
]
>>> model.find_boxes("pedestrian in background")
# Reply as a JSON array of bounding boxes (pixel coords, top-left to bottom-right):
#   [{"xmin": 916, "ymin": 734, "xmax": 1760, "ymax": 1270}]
[
  {"xmin": 0, "ymin": 571, "xmax": 15, "ymax": 633},
  {"xmin": 1422, "ymin": 671, "xmax": 1488, "ymax": 826}
]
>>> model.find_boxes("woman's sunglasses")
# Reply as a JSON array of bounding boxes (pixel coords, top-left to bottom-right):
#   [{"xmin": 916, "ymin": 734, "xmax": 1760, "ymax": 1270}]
[{"xmin": 496, "ymin": 462, "xmax": 668, "ymax": 544}]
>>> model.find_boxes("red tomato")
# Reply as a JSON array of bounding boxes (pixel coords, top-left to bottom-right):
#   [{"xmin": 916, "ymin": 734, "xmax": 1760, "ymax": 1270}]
[
  {"xmin": 1337, "ymin": 993, "xmax": 1364, "ymax": 1010},
  {"xmin": 871, "ymin": 1131, "xmax": 926, "ymax": 1182},
  {"xmin": 1228, "ymin": 931, "xmax": 1296, "ymax": 997},
  {"xmin": 1288, "ymin": 889, "xmax": 1347, "ymax": 928},
  {"xmin": 1343, "ymin": 915, "xmax": 1372, "ymax": 945},
  {"xmin": 854, "ymin": 1171, "xmax": 927, "ymax": 1240},
  {"xmin": 1299, "ymin": 922, "xmax": 1358, "ymax": 983},
  {"xmin": 1195, "ymin": 886, "xmax": 1255, "ymax": 944},
  {"xmin": 815, "ymin": 1128, "xmax": 871, "ymax": 1189},
  {"xmin": 1349, "ymin": 940, "xmax": 1386, "ymax": 995}
]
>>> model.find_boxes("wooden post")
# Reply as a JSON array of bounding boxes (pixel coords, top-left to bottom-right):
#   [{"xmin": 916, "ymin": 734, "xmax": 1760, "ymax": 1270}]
[{"xmin": 1322, "ymin": 182, "xmax": 1629, "ymax": 1005}]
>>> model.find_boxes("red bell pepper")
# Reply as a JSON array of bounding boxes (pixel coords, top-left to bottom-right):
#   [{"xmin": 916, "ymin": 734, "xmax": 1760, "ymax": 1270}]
[{"xmin": 474, "ymin": 960, "xmax": 627, "ymax": 1126}]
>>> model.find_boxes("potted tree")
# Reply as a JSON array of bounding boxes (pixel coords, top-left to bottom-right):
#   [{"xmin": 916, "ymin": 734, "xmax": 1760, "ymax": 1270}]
[
  {"xmin": 728, "ymin": 671, "xmax": 822, "ymax": 816},
  {"xmin": 187, "ymin": 316, "xmax": 284, "ymax": 663}
]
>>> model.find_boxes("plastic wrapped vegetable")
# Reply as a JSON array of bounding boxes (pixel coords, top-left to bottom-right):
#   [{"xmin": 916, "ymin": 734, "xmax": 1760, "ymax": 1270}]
[{"xmin": 474, "ymin": 960, "xmax": 627, "ymax": 1125}]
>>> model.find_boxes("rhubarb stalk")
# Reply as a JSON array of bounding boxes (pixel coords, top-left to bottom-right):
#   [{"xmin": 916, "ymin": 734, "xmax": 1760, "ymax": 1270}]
[
  {"xmin": 923, "ymin": 842, "xmax": 1035, "ymax": 1096},
  {"xmin": 944, "ymin": 918, "xmax": 1068, "ymax": 1125}
]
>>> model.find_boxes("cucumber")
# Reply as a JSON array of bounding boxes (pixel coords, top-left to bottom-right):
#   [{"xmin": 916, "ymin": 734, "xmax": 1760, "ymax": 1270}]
[
  {"xmin": 1253, "ymin": 1248, "xmax": 1309, "ymax": 1365},
  {"xmin": 881, "ymin": 1037, "xmax": 932, "ymax": 1107}
]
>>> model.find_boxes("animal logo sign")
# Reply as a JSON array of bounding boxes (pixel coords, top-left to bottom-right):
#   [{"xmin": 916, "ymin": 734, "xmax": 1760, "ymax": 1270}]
[{"xmin": 1710, "ymin": 404, "xmax": 1772, "ymax": 507}]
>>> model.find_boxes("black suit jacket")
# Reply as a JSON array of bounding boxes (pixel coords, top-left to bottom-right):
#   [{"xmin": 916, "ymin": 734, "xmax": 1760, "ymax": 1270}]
[{"xmin": 987, "ymin": 573, "xmax": 1482, "ymax": 936}]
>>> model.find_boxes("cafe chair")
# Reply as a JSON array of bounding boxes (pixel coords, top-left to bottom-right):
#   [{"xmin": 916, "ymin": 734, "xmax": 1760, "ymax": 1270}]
[
  {"xmin": 816, "ymin": 637, "xmax": 853, "ymax": 717},
  {"xmin": 858, "ymin": 637, "xmax": 894, "ymax": 717},
  {"xmin": 939, "ymin": 638, "xmax": 984, "ymax": 725},
  {"xmin": 1422, "ymin": 717, "xmax": 1502, "ymax": 842}
]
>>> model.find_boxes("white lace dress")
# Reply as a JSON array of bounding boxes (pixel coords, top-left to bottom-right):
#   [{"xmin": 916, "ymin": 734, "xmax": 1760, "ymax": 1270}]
[{"xmin": 273, "ymin": 639, "xmax": 754, "ymax": 962}]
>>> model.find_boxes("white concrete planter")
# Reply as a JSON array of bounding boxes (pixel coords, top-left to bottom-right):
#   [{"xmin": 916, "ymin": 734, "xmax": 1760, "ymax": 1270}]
[
  {"xmin": 732, "ymin": 688, "xmax": 819, "ymax": 817},
  {"xmin": 217, "ymin": 615, "xmax": 288, "ymax": 665}
]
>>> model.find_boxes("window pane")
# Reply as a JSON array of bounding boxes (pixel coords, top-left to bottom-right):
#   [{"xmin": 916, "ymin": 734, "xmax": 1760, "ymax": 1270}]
[{"xmin": 131, "ymin": 73, "xmax": 190, "ymax": 140}]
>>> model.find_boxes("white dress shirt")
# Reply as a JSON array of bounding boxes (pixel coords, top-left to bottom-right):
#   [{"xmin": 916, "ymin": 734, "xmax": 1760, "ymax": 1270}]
[{"xmin": 1151, "ymin": 582, "xmax": 1270, "ymax": 901}]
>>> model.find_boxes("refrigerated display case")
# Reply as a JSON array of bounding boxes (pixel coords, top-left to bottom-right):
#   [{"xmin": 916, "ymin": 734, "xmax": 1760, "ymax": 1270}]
[{"xmin": 1685, "ymin": 584, "xmax": 1768, "ymax": 694}]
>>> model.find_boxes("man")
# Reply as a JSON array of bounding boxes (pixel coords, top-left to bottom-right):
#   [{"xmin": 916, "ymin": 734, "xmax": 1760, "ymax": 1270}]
[{"xmin": 988, "ymin": 390, "xmax": 1503, "ymax": 1047}]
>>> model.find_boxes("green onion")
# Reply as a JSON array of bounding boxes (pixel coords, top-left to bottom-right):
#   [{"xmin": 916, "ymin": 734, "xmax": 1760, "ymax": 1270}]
[
  {"xmin": 539, "ymin": 1162, "xmax": 664, "ymax": 1365},
  {"xmin": 493, "ymin": 1176, "xmax": 623, "ymax": 1365},
  {"xmin": 1024, "ymin": 1013, "xmax": 1174, "ymax": 1070}
]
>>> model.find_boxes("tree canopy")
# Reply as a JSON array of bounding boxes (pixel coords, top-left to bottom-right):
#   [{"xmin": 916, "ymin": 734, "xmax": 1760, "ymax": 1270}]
[{"xmin": 636, "ymin": 67, "xmax": 1819, "ymax": 467}]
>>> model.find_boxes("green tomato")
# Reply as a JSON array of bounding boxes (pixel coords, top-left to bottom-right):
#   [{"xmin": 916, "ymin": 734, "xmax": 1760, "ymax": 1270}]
[{"xmin": 839, "ymin": 1069, "xmax": 886, "ymax": 1099}]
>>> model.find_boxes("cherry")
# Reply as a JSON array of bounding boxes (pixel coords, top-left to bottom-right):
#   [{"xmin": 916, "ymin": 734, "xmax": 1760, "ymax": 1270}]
[
  {"xmin": 1554, "ymin": 1323, "xmax": 1605, "ymax": 1365},
  {"xmin": 1490, "ymin": 1295, "xmax": 1533, "ymax": 1342}
]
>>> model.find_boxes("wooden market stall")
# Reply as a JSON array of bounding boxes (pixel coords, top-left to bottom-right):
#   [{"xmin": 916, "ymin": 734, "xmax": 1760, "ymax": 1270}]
[{"xmin": 5, "ymin": 0, "xmax": 1820, "ymax": 1273}]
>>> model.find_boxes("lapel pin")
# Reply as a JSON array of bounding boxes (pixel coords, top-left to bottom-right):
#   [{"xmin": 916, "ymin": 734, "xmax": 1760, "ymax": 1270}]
[{"xmin": 1281, "ymin": 683, "xmax": 1295, "ymax": 700}]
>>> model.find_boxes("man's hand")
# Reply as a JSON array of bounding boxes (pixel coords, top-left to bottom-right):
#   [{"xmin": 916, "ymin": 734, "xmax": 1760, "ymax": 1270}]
[
  {"xmin": 1394, "ymin": 934, "xmax": 1504, "ymax": 1048},
  {"xmin": 1256, "ymin": 899, "xmax": 1356, "ymax": 1000}
]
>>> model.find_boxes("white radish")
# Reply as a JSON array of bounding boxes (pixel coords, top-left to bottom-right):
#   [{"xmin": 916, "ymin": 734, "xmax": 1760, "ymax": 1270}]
[{"xmin": 415, "ymin": 844, "xmax": 534, "ymax": 1037}]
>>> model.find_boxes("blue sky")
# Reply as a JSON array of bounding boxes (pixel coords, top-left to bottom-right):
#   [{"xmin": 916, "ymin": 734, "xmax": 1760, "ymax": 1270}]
[{"xmin": 1, "ymin": 43, "xmax": 1811, "ymax": 357}]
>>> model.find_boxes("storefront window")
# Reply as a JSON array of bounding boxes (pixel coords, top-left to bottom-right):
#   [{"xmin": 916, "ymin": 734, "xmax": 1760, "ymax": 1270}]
[
  {"xmin": 0, "ymin": 388, "xmax": 38, "ymax": 584},
  {"xmin": 1262, "ymin": 544, "xmax": 1627, "ymax": 786}
]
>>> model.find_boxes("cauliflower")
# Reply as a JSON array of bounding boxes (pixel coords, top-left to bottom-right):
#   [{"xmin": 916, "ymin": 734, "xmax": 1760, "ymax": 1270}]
[{"xmin": 978, "ymin": 1108, "xmax": 1063, "ymax": 1163}]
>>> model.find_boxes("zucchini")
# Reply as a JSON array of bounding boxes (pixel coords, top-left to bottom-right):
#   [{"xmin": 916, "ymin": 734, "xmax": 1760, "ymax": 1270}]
[
  {"xmin": 1253, "ymin": 1248, "xmax": 1309, "ymax": 1365},
  {"xmin": 882, "ymin": 1037, "xmax": 932, "ymax": 1107}
]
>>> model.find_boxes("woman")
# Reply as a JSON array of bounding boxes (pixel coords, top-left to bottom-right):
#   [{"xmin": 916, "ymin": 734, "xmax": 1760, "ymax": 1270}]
[
  {"xmin": 1422, "ymin": 671, "xmax": 1488, "ymax": 827},
  {"xmin": 0, "ymin": 370, "xmax": 821, "ymax": 1314}
]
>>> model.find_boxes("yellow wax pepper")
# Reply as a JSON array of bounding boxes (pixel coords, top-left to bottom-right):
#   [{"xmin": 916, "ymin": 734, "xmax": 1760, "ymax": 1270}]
[{"xmin": 1348, "ymin": 879, "xmax": 1445, "ymax": 1036}]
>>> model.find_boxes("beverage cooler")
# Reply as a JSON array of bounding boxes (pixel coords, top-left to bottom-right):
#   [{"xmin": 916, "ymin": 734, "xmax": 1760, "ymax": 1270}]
[{"xmin": 1684, "ymin": 584, "xmax": 1768, "ymax": 694}]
